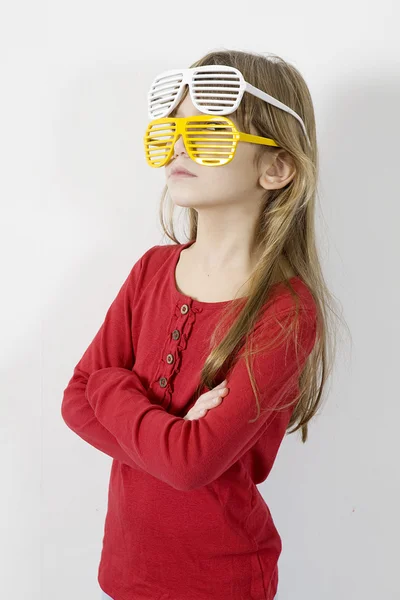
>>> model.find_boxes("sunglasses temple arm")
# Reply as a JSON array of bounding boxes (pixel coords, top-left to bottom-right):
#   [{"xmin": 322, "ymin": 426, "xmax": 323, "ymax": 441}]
[{"xmin": 245, "ymin": 82, "xmax": 311, "ymax": 148}]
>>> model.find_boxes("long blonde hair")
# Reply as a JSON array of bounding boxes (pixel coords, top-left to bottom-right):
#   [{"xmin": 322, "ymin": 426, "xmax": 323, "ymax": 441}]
[{"xmin": 157, "ymin": 49, "xmax": 347, "ymax": 443}]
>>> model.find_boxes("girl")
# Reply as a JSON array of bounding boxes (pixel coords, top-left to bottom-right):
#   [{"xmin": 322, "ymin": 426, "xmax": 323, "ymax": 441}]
[{"xmin": 62, "ymin": 49, "xmax": 339, "ymax": 600}]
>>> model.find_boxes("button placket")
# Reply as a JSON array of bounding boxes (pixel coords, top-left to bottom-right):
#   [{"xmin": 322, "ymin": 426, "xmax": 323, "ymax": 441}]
[{"xmin": 157, "ymin": 301, "xmax": 202, "ymax": 410}]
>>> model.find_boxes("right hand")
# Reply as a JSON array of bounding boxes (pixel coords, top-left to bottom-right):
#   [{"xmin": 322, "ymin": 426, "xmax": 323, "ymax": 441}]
[{"xmin": 183, "ymin": 379, "xmax": 229, "ymax": 421}]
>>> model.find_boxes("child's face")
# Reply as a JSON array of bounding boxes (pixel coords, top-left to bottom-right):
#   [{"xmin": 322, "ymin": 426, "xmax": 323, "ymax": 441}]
[{"xmin": 165, "ymin": 93, "xmax": 272, "ymax": 211}]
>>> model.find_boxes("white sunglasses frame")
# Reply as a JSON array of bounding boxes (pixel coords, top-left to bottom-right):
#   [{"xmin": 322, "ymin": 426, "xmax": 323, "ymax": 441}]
[{"xmin": 147, "ymin": 65, "xmax": 311, "ymax": 148}]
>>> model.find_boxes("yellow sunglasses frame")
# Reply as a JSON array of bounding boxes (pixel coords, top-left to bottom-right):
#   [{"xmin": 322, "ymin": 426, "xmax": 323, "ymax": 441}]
[{"xmin": 143, "ymin": 115, "xmax": 280, "ymax": 168}]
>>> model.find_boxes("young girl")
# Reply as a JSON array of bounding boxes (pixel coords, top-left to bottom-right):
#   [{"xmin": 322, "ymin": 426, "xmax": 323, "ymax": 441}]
[{"xmin": 62, "ymin": 49, "xmax": 338, "ymax": 600}]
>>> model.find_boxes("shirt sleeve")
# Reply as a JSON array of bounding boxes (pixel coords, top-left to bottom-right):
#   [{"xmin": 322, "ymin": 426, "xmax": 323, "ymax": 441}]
[
  {"xmin": 85, "ymin": 303, "xmax": 318, "ymax": 490},
  {"xmin": 61, "ymin": 254, "xmax": 146, "ymax": 471}
]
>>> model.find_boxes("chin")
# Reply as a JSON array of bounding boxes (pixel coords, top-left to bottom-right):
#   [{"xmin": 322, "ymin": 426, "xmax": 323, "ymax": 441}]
[{"xmin": 169, "ymin": 195, "xmax": 199, "ymax": 209}]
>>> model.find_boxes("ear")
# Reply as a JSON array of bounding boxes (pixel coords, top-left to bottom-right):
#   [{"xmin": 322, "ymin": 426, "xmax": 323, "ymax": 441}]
[{"xmin": 258, "ymin": 150, "xmax": 296, "ymax": 191}]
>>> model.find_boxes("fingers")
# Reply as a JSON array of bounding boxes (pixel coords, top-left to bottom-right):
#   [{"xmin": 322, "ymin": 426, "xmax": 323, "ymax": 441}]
[
  {"xmin": 204, "ymin": 379, "xmax": 227, "ymax": 398},
  {"xmin": 214, "ymin": 379, "xmax": 227, "ymax": 388},
  {"xmin": 184, "ymin": 380, "xmax": 229, "ymax": 421}
]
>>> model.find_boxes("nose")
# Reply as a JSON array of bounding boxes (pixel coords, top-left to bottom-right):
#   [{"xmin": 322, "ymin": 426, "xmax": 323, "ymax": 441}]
[{"xmin": 172, "ymin": 133, "xmax": 187, "ymax": 159}]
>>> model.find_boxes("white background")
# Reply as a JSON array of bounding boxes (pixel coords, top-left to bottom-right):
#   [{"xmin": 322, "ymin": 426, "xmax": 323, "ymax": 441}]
[{"xmin": 1, "ymin": 1, "xmax": 399, "ymax": 599}]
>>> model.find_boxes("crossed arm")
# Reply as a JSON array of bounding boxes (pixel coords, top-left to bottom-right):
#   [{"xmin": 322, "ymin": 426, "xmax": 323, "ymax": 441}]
[{"xmin": 61, "ymin": 257, "xmax": 317, "ymax": 490}]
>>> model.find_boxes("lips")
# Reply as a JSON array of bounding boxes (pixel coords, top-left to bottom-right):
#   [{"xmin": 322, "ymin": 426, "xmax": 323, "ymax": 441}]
[
  {"xmin": 169, "ymin": 165, "xmax": 197, "ymax": 177},
  {"xmin": 171, "ymin": 171, "xmax": 196, "ymax": 178}
]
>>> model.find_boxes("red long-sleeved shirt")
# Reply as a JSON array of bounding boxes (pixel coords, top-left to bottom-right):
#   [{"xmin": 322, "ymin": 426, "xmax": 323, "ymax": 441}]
[{"xmin": 61, "ymin": 240, "xmax": 317, "ymax": 600}]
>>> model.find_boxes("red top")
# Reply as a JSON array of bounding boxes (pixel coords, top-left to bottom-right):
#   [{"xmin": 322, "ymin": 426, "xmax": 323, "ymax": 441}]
[{"xmin": 61, "ymin": 241, "xmax": 317, "ymax": 600}]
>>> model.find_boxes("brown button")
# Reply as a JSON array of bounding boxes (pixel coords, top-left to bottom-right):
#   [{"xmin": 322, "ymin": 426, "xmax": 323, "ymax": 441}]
[
  {"xmin": 166, "ymin": 353, "xmax": 174, "ymax": 364},
  {"xmin": 172, "ymin": 329, "xmax": 180, "ymax": 340},
  {"xmin": 159, "ymin": 377, "xmax": 168, "ymax": 388},
  {"xmin": 180, "ymin": 304, "xmax": 189, "ymax": 314}
]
